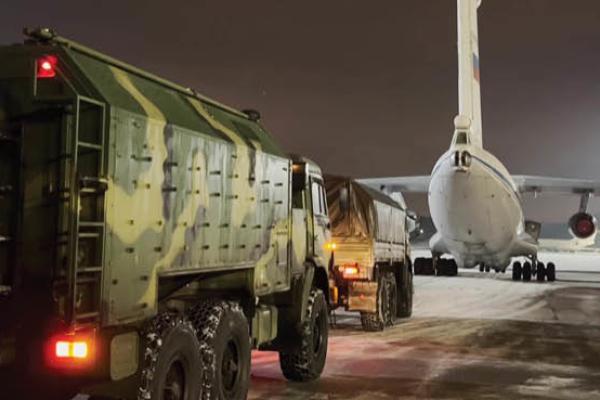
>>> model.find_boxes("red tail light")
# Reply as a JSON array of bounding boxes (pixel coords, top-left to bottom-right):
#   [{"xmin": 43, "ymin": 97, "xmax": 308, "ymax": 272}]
[
  {"xmin": 37, "ymin": 55, "xmax": 58, "ymax": 79},
  {"xmin": 46, "ymin": 331, "xmax": 95, "ymax": 369},
  {"xmin": 341, "ymin": 263, "xmax": 361, "ymax": 279}
]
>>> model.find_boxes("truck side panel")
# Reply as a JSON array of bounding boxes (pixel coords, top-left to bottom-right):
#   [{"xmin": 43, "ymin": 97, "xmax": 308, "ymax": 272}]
[{"xmin": 104, "ymin": 105, "xmax": 291, "ymax": 324}]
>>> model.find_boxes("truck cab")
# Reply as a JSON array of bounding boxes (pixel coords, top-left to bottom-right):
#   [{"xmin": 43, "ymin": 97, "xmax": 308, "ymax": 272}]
[{"xmin": 290, "ymin": 155, "xmax": 332, "ymax": 276}]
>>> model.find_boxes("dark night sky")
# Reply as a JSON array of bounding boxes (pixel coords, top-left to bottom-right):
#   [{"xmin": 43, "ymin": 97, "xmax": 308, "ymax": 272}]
[{"xmin": 2, "ymin": 0, "xmax": 600, "ymax": 220}]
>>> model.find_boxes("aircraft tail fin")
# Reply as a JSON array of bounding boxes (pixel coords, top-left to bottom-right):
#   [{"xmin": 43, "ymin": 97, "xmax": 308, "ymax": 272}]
[{"xmin": 456, "ymin": 0, "xmax": 483, "ymax": 148}]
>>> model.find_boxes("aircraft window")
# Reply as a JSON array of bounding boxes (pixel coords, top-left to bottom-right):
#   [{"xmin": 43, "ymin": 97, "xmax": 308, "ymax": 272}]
[{"xmin": 455, "ymin": 131, "xmax": 469, "ymax": 145}]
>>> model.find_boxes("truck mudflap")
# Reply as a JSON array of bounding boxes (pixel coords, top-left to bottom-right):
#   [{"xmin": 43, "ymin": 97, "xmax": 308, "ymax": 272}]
[{"xmin": 348, "ymin": 281, "xmax": 378, "ymax": 313}]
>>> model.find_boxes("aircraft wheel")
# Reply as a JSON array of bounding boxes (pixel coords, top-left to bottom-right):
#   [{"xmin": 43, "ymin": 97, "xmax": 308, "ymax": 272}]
[
  {"xmin": 435, "ymin": 260, "xmax": 445, "ymax": 276},
  {"xmin": 546, "ymin": 262, "xmax": 556, "ymax": 282},
  {"xmin": 512, "ymin": 262, "xmax": 522, "ymax": 281},
  {"xmin": 448, "ymin": 260, "xmax": 458, "ymax": 276},
  {"xmin": 523, "ymin": 262, "xmax": 532, "ymax": 282},
  {"xmin": 479, "ymin": 264, "xmax": 485, "ymax": 272},
  {"xmin": 423, "ymin": 258, "xmax": 435, "ymax": 275},
  {"xmin": 414, "ymin": 258, "xmax": 426, "ymax": 275},
  {"xmin": 536, "ymin": 263, "xmax": 546, "ymax": 282}
]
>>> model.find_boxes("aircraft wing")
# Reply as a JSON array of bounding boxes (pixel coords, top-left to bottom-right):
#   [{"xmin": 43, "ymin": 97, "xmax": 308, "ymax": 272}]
[
  {"xmin": 357, "ymin": 176, "xmax": 431, "ymax": 193},
  {"xmin": 512, "ymin": 175, "xmax": 600, "ymax": 195}
]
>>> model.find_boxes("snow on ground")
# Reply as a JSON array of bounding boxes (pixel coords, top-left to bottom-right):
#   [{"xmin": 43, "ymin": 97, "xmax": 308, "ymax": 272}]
[{"xmin": 250, "ymin": 251, "xmax": 600, "ymax": 400}]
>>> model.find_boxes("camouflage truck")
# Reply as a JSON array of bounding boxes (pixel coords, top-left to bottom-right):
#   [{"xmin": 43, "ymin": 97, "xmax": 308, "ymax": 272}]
[
  {"xmin": 0, "ymin": 28, "xmax": 333, "ymax": 400},
  {"xmin": 325, "ymin": 175, "xmax": 413, "ymax": 331}
]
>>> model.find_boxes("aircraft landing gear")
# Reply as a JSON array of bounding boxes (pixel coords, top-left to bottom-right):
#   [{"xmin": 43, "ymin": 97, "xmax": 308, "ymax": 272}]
[
  {"xmin": 546, "ymin": 262, "xmax": 556, "ymax": 282},
  {"xmin": 414, "ymin": 257, "xmax": 457, "ymax": 276},
  {"xmin": 536, "ymin": 262, "xmax": 546, "ymax": 282},
  {"xmin": 435, "ymin": 259, "xmax": 458, "ymax": 277},
  {"xmin": 512, "ymin": 261, "xmax": 522, "ymax": 281},
  {"xmin": 522, "ymin": 261, "xmax": 532, "ymax": 281},
  {"xmin": 414, "ymin": 257, "xmax": 435, "ymax": 275},
  {"xmin": 512, "ymin": 258, "xmax": 556, "ymax": 283}
]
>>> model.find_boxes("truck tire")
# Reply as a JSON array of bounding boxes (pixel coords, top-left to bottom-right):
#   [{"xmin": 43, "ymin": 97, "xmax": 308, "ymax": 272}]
[
  {"xmin": 279, "ymin": 288, "xmax": 328, "ymax": 382},
  {"xmin": 138, "ymin": 313, "xmax": 204, "ymax": 400},
  {"xmin": 189, "ymin": 301, "xmax": 251, "ymax": 400},
  {"xmin": 360, "ymin": 272, "xmax": 396, "ymax": 331},
  {"xmin": 398, "ymin": 266, "xmax": 413, "ymax": 318}
]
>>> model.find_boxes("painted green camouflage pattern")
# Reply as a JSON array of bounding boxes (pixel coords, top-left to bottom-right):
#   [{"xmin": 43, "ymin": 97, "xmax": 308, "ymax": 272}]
[{"xmin": 0, "ymin": 36, "xmax": 332, "ymax": 329}]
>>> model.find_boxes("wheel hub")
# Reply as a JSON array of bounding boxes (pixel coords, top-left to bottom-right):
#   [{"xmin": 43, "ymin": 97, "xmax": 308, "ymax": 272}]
[
  {"xmin": 164, "ymin": 361, "xmax": 185, "ymax": 400},
  {"xmin": 313, "ymin": 311, "xmax": 324, "ymax": 355},
  {"xmin": 222, "ymin": 340, "xmax": 240, "ymax": 394}
]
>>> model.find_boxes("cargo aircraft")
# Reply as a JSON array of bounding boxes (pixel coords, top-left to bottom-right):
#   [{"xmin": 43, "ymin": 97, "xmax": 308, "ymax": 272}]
[{"xmin": 361, "ymin": 0, "xmax": 600, "ymax": 281}]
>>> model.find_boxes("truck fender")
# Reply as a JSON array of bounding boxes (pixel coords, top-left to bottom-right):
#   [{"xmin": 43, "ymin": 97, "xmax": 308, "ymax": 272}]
[
  {"xmin": 298, "ymin": 262, "xmax": 329, "ymax": 324},
  {"xmin": 299, "ymin": 265, "xmax": 315, "ymax": 324}
]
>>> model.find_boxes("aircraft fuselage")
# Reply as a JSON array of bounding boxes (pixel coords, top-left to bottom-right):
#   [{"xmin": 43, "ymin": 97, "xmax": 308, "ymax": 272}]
[{"xmin": 428, "ymin": 145, "xmax": 535, "ymax": 269}]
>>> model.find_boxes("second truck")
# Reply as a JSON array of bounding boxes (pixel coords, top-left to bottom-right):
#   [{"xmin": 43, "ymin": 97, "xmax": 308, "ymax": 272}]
[{"xmin": 325, "ymin": 176, "xmax": 414, "ymax": 331}]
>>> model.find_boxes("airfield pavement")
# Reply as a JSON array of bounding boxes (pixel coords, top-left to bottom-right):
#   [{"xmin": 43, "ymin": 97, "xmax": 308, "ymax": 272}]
[
  {"xmin": 56, "ymin": 250, "xmax": 600, "ymax": 400},
  {"xmin": 248, "ymin": 251, "xmax": 600, "ymax": 400}
]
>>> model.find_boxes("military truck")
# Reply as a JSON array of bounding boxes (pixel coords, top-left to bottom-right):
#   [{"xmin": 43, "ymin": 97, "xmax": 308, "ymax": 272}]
[
  {"xmin": 0, "ymin": 28, "xmax": 333, "ymax": 400},
  {"xmin": 325, "ymin": 176, "xmax": 413, "ymax": 331}
]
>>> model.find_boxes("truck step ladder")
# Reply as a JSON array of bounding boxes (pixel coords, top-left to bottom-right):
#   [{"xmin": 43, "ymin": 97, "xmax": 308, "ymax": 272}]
[{"xmin": 64, "ymin": 97, "xmax": 107, "ymax": 327}]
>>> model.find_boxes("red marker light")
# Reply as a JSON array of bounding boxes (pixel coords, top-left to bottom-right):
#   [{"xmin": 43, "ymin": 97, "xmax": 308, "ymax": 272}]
[
  {"xmin": 37, "ymin": 55, "xmax": 57, "ymax": 78},
  {"xmin": 341, "ymin": 263, "xmax": 361, "ymax": 279},
  {"xmin": 46, "ymin": 331, "xmax": 95, "ymax": 369},
  {"xmin": 55, "ymin": 341, "xmax": 71, "ymax": 358}
]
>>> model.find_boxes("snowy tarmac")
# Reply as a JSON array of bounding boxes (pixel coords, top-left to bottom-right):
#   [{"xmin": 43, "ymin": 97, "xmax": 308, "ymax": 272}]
[{"xmin": 248, "ymin": 252, "xmax": 600, "ymax": 399}]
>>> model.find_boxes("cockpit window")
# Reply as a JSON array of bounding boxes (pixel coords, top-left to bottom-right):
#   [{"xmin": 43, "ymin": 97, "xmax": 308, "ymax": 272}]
[{"xmin": 455, "ymin": 131, "xmax": 469, "ymax": 145}]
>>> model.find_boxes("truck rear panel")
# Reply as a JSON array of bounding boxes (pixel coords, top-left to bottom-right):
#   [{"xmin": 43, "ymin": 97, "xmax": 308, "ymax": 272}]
[{"xmin": 325, "ymin": 175, "xmax": 409, "ymax": 314}]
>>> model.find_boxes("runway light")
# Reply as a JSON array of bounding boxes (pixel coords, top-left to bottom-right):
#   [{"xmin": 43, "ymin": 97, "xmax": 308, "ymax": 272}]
[{"xmin": 37, "ymin": 55, "xmax": 57, "ymax": 79}]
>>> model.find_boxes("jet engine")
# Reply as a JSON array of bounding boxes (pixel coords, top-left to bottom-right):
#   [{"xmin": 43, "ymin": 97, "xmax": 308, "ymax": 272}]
[{"xmin": 568, "ymin": 212, "xmax": 597, "ymax": 239}]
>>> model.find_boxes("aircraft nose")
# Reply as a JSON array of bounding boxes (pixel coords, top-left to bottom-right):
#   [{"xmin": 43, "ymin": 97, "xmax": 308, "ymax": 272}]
[{"xmin": 429, "ymin": 164, "xmax": 490, "ymax": 244}]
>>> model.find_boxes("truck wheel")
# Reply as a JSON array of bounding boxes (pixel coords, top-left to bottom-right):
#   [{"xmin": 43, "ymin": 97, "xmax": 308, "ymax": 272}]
[
  {"xmin": 279, "ymin": 288, "xmax": 328, "ymax": 382},
  {"xmin": 360, "ymin": 273, "xmax": 396, "ymax": 331},
  {"xmin": 398, "ymin": 267, "xmax": 413, "ymax": 318},
  {"xmin": 189, "ymin": 301, "xmax": 251, "ymax": 400},
  {"xmin": 138, "ymin": 313, "xmax": 203, "ymax": 400}
]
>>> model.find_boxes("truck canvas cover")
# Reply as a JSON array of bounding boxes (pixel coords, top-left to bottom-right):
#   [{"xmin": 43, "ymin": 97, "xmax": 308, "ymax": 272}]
[{"xmin": 325, "ymin": 175, "xmax": 404, "ymax": 243}]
